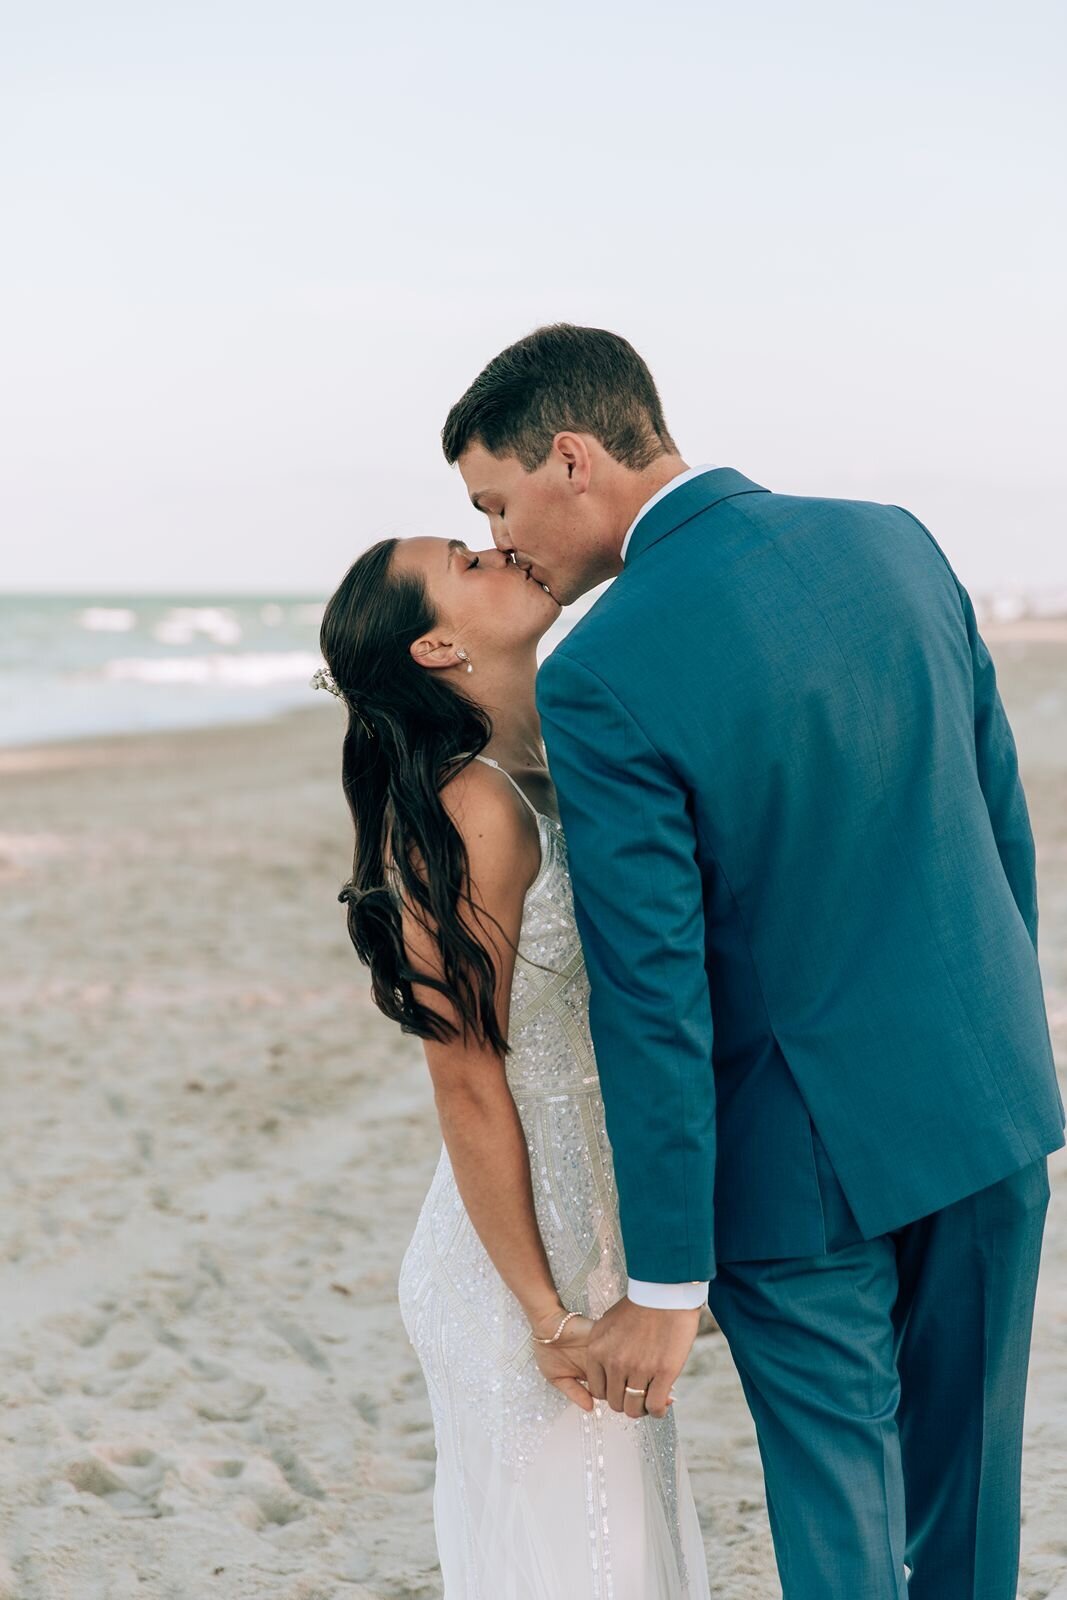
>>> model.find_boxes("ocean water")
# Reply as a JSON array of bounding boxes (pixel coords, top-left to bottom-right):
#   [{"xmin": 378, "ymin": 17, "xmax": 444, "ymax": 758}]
[
  {"xmin": 0, "ymin": 594, "xmax": 331, "ymax": 748},
  {"xmin": 2, "ymin": 588, "xmax": 1063, "ymax": 752},
  {"xmin": 0, "ymin": 591, "xmax": 586, "ymax": 749}
]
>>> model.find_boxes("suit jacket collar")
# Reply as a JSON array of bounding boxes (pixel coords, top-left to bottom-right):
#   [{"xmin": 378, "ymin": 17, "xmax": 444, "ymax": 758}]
[{"xmin": 621, "ymin": 467, "xmax": 770, "ymax": 568}]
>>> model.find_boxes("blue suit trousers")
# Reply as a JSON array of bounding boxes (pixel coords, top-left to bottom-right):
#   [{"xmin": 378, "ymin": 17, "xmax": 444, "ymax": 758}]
[{"xmin": 706, "ymin": 1143, "xmax": 1051, "ymax": 1599}]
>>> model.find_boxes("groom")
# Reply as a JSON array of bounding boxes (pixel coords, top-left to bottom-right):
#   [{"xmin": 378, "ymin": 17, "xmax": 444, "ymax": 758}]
[{"xmin": 441, "ymin": 324, "xmax": 1064, "ymax": 1599}]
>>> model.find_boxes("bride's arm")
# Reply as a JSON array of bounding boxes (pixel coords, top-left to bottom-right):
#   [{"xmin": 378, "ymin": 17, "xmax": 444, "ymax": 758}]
[{"xmin": 397, "ymin": 762, "xmax": 588, "ymax": 1368}]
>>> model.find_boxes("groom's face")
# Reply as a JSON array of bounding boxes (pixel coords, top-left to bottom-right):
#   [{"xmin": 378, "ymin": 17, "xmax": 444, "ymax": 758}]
[{"xmin": 456, "ymin": 438, "xmax": 602, "ymax": 607}]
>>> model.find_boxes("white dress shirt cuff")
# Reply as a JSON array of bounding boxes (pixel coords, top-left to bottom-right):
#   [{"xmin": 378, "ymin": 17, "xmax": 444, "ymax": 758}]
[{"xmin": 626, "ymin": 1277, "xmax": 710, "ymax": 1311}]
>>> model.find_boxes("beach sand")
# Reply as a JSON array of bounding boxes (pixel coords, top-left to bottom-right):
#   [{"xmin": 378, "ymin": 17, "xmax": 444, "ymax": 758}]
[{"xmin": 1, "ymin": 635, "xmax": 1065, "ymax": 1599}]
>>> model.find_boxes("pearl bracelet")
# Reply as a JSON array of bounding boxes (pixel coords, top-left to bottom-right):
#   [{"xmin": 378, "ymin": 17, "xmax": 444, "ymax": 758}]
[{"xmin": 531, "ymin": 1309, "xmax": 582, "ymax": 1344}]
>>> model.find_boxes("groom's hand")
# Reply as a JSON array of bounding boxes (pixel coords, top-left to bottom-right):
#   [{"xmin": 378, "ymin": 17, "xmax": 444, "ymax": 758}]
[{"xmin": 585, "ymin": 1296, "xmax": 701, "ymax": 1419}]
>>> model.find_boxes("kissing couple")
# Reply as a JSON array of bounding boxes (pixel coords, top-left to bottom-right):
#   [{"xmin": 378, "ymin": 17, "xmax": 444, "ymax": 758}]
[{"xmin": 315, "ymin": 323, "xmax": 1063, "ymax": 1598}]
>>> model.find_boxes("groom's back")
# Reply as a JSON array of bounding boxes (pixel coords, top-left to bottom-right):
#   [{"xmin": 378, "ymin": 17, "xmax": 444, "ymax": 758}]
[{"xmin": 551, "ymin": 474, "xmax": 1063, "ymax": 1257}]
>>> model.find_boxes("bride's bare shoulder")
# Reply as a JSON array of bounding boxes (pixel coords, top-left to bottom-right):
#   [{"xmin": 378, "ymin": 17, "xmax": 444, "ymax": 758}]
[{"xmin": 439, "ymin": 759, "xmax": 540, "ymax": 886}]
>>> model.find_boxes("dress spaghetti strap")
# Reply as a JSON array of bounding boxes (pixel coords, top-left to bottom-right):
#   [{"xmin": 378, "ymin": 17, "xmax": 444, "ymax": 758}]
[{"xmin": 472, "ymin": 753, "xmax": 541, "ymax": 822}]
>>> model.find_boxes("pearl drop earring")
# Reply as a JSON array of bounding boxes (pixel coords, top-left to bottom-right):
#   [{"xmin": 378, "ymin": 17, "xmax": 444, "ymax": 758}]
[{"xmin": 457, "ymin": 648, "xmax": 473, "ymax": 674}]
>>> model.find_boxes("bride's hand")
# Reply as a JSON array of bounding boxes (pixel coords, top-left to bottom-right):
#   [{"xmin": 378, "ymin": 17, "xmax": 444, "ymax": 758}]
[{"xmin": 529, "ymin": 1307, "xmax": 598, "ymax": 1411}]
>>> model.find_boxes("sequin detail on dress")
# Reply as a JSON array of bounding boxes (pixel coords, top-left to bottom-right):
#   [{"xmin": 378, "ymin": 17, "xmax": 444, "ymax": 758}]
[{"xmin": 395, "ymin": 758, "xmax": 709, "ymax": 1598}]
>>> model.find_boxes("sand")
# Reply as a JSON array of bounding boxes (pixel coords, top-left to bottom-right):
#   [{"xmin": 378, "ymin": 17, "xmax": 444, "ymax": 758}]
[{"xmin": 1, "ymin": 635, "xmax": 1065, "ymax": 1599}]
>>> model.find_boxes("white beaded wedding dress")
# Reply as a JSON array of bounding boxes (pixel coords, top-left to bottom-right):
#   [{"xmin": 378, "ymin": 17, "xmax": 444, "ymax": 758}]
[{"xmin": 397, "ymin": 755, "xmax": 711, "ymax": 1600}]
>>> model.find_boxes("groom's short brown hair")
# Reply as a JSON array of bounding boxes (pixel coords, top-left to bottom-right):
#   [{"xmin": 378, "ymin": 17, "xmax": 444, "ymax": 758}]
[{"xmin": 441, "ymin": 323, "xmax": 678, "ymax": 473}]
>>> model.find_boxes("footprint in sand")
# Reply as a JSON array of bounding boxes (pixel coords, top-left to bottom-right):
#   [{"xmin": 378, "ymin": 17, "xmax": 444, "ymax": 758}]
[
  {"xmin": 352, "ymin": 1390, "xmax": 380, "ymax": 1427},
  {"xmin": 263, "ymin": 1312, "xmax": 331, "ymax": 1372},
  {"xmin": 51, "ymin": 1308, "xmax": 114, "ymax": 1349},
  {"xmin": 186, "ymin": 1354, "xmax": 266, "ymax": 1421},
  {"xmin": 180, "ymin": 1447, "xmax": 323, "ymax": 1529},
  {"xmin": 270, "ymin": 1440, "xmax": 326, "ymax": 1500},
  {"xmin": 64, "ymin": 1442, "xmax": 168, "ymax": 1516},
  {"xmin": 232, "ymin": 1457, "xmax": 307, "ymax": 1529}
]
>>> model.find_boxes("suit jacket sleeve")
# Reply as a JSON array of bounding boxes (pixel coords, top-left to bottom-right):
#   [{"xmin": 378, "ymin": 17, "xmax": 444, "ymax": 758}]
[
  {"xmin": 953, "ymin": 576, "xmax": 1040, "ymax": 952},
  {"xmin": 536, "ymin": 648, "xmax": 717, "ymax": 1282}
]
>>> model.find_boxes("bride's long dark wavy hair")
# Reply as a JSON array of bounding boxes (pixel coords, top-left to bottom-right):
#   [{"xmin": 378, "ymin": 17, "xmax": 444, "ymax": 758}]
[{"xmin": 320, "ymin": 538, "xmax": 512, "ymax": 1056}]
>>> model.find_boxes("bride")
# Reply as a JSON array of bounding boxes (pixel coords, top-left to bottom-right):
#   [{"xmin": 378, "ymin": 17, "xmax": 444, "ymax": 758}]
[{"xmin": 316, "ymin": 532, "xmax": 710, "ymax": 1599}]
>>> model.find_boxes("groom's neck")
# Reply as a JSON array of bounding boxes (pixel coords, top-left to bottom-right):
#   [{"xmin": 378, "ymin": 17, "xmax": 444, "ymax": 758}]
[{"xmin": 609, "ymin": 455, "xmax": 691, "ymax": 565}]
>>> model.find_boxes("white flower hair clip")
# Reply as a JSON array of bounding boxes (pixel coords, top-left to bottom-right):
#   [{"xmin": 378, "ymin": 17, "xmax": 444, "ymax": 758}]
[
  {"xmin": 309, "ymin": 664, "xmax": 344, "ymax": 699},
  {"xmin": 310, "ymin": 662, "xmax": 376, "ymax": 738}
]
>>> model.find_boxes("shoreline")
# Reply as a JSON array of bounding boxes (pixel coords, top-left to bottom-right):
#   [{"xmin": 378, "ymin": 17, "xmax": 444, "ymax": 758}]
[{"xmin": 0, "ymin": 701, "xmax": 338, "ymax": 774}]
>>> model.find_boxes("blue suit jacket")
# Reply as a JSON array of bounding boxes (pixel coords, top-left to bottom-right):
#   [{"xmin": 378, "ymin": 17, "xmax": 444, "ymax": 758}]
[{"xmin": 535, "ymin": 468, "xmax": 1064, "ymax": 1278}]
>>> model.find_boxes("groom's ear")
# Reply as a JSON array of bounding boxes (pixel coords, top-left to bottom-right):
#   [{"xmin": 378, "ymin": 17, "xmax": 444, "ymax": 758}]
[
  {"xmin": 410, "ymin": 635, "xmax": 461, "ymax": 672},
  {"xmin": 552, "ymin": 431, "xmax": 593, "ymax": 494}
]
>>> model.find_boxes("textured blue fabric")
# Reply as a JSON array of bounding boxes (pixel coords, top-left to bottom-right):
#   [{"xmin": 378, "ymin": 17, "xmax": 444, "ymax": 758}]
[{"xmin": 535, "ymin": 468, "xmax": 1064, "ymax": 1280}]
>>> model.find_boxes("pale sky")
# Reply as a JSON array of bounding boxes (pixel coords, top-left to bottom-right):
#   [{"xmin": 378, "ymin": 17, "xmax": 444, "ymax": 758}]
[{"xmin": 2, "ymin": 0, "xmax": 1065, "ymax": 595}]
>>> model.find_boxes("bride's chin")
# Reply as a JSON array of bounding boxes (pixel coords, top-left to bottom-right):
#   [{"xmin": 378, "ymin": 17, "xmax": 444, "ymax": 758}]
[{"xmin": 508, "ymin": 603, "xmax": 558, "ymax": 648}]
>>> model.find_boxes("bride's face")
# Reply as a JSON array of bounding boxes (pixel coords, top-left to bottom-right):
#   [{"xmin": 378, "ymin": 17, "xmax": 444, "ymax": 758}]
[{"xmin": 391, "ymin": 536, "xmax": 560, "ymax": 661}]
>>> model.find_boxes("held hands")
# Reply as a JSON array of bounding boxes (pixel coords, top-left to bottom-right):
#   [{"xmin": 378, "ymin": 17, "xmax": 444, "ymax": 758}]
[
  {"xmin": 584, "ymin": 1296, "xmax": 699, "ymax": 1419},
  {"xmin": 529, "ymin": 1298, "xmax": 693, "ymax": 1418}
]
